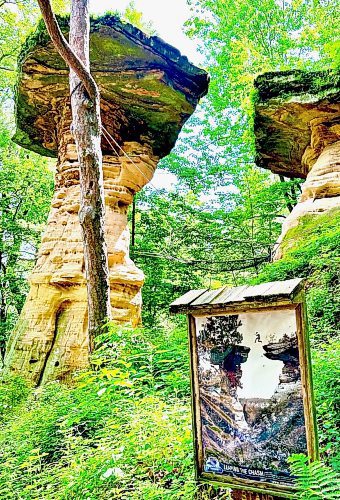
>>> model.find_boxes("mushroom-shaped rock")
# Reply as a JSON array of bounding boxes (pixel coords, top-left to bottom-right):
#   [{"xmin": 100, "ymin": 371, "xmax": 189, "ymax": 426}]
[
  {"xmin": 14, "ymin": 15, "xmax": 208, "ymax": 158},
  {"xmin": 263, "ymin": 335, "xmax": 300, "ymax": 385},
  {"xmin": 5, "ymin": 15, "xmax": 209, "ymax": 384},
  {"xmin": 254, "ymin": 69, "xmax": 340, "ymax": 256}
]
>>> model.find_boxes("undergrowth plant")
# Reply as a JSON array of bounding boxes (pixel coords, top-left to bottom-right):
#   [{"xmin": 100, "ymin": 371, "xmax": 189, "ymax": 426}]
[
  {"xmin": 0, "ymin": 374, "xmax": 30, "ymax": 423},
  {"xmin": 288, "ymin": 455, "xmax": 340, "ymax": 499},
  {"xmin": 0, "ymin": 324, "xmax": 197, "ymax": 499},
  {"xmin": 312, "ymin": 340, "xmax": 340, "ymax": 470},
  {"xmin": 90, "ymin": 324, "xmax": 191, "ymax": 398},
  {"xmin": 0, "ymin": 209, "xmax": 338, "ymax": 499}
]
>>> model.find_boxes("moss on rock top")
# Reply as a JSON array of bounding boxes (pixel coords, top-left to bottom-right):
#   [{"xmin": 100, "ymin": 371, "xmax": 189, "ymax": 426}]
[
  {"xmin": 254, "ymin": 69, "xmax": 340, "ymax": 178},
  {"xmin": 255, "ymin": 69, "xmax": 340, "ymax": 103},
  {"xmin": 14, "ymin": 14, "xmax": 209, "ymax": 158}
]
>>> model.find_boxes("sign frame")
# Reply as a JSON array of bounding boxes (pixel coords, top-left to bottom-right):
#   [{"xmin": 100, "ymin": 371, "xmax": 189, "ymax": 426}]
[{"xmin": 180, "ymin": 285, "xmax": 319, "ymax": 498}]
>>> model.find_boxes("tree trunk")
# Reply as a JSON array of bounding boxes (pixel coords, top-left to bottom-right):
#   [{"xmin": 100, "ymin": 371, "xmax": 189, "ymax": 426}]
[
  {"xmin": 279, "ymin": 175, "xmax": 294, "ymax": 213},
  {"xmin": 36, "ymin": 0, "xmax": 112, "ymax": 351},
  {"xmin": 68, "ymin": 0, "xmax": 111, "ymax": 350}
]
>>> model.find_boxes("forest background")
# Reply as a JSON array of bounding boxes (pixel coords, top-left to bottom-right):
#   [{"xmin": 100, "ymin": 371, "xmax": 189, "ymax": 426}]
[{"xmin": 0, "ymin": 0, "xmax": 339, "ymax": 498}]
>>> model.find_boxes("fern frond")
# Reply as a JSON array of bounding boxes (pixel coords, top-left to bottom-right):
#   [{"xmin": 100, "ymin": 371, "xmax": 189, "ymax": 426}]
[{"xmin": 288, "ymin": 454, "xmax": 340, "ymax": 499}]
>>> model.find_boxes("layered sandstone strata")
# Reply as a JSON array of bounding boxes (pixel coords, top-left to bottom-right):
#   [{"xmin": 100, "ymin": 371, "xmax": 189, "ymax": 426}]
[
  {"xmin": 254, "ymin": 70, "xmax": 340, "ymax": 258},
  {"xmin": 5, "ymin": 16, "xmax": 209, "ymax": 384}
]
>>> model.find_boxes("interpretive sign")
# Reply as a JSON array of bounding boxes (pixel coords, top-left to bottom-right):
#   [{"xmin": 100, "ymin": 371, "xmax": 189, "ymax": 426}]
[{"xmin": 170, "ymin": 279, "xmax": 318, "ymax": 498}]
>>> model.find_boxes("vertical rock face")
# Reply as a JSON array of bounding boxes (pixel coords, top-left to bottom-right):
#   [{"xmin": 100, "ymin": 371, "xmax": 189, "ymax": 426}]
[
  {"xmin": 5, "ymin": 16, "xmax": 209, "ymax": 384},
  {"xmin": 254, "ymin": 70, "xmax": 340, "ymax": 258}
]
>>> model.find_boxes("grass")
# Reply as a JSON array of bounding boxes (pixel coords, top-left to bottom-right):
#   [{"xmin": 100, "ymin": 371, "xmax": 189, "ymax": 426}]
[{"xmin": 0, "ymin": 325, "xmax": 199, "ymax": 500}]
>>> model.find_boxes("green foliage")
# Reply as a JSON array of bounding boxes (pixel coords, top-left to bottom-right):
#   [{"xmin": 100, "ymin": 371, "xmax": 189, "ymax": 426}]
[
  {"xmin": 122, "ymin": 1, "xmax": 156, "ymax": 35},
  {"xmin": 255, "ymin": 208, "xmax": 340, "ymax": 343},
  {"xmin": 0, "ymin": 120, "xmax": 54, "ymax": 358},
  {"xmin": 312, "ymin": 339, "xmax": 340, "ymax": 470},
  {"xmin": 133, "ymin": 171, "xmax": 291, "ymax": 326},
  {"xmin": 0, "ymin": 325, "xmax": 198, "ymax": 499},
  {"xmin": 152, "ymin": 0, "xmax": 339, "ymax": 314},
  {"xmin": 132, "ymin": 190, "xmax": 223, "ymax": 325},
  {"xmin": 0, "ymin": 0, "xmax": 67, "ymax": 99},
  {"xmin": 0, "ymin": 374, "xmax": 30, "ymax": 423},
  {"xmin": 0, "ymin": 0, "xmax": 38, "ymax": 100},
  {"xmin": 288, "ymin": 454, "xmax": 340, "ymax": 499},
  {"xmin": 150, "ymin": 0, "xmax": 329, "ymax": 319},
  {"xmin": 186, "ymin": 0, "xmax": 339, "ymax": 111},
  {"xmin": 173, "ymin": 0, "xmax": 339, "ymax": 190},
  {"xmin": 91, "ymin": 324, "xmax": 191, "ymax": 398}
]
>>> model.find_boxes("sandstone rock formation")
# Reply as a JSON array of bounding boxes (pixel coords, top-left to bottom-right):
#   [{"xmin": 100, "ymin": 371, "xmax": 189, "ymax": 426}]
[
  {"xmin": 263, "ymin": 334, "xmax": 300, "ymax": 393},
  {"xmin": 5, "ymin": 15, "xmax": 209, "ymax": 384},
  {"xmin": 254, "ymin": 69, "xmax": 340, "ymax": 258}
]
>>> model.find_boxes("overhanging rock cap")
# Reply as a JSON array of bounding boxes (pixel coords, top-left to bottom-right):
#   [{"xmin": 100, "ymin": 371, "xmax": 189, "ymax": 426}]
[
  {"xmin": 254, "ymin": 69, "xmax": 340, "ymax": 179},
  {"xmin": 14, "ymin": 14, "xmax": 209, "ymax": 158},
  {"xmin": 170, "ymin": 278, "xmax": 304, "ymax": 314}
]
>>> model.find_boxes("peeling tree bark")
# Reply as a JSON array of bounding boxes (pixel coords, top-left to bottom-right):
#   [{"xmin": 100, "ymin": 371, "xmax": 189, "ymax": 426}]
[
  {"xmin": 69, "ymin": 0, "xmax": 111, "ymax": 350},
  {"xmin": 37, "ymin": 0, "xmax": 111, "ymax": 350}
]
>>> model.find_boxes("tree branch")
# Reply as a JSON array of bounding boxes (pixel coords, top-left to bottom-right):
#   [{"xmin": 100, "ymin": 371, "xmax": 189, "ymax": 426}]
[
  {"xmin": 0, "ymin": 1, "xmax": 15, "ymax": 8},
  {"xmin": 36, "ymin": 0, "xmax": 99, "ymax": 100},
  {"xmin": 12, "ymin": 197, "xmax": 23, "ymax": 221},
  {"xmin": 0, "ymin": 48, "xmax": 18, "ymax": 61}
]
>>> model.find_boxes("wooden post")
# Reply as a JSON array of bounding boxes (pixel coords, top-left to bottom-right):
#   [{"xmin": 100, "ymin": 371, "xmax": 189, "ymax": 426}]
[
  {"xmin": 195, "ymin": 486, "xmax": 282, "ymax": 499},
  {"xmin": 231, "ymin": 490, "xmax": 281, "ymax": 500},
  {"xmin": 131, "ymin": 196, "xmax": 136, "ymax": 248}
]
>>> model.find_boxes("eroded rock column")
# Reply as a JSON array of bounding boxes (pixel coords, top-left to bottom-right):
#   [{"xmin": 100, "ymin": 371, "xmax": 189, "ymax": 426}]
[
  {"xmin": 254, "ymin": 69, "xmax": 340, "ymax": 260},
  {"xmin": 275, "ymin": 118, "xmax": 340, "ymax": 258},
  {"xmin": 5, "ymin": 104, "xmax": 158, "ymax": 384},
  {"xmin": 6, "ymin": 13, "xmax": 209, "ymax": 384},
  {"xmin": 301, "ymin": 118, "xmax": 340, "ymax": 201}
]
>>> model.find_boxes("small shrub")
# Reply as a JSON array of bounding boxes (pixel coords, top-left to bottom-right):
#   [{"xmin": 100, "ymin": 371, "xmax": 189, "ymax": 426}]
[
  {"xmin": 312, "ymin": 339, "xmax": 340, "ymax": 470},
  {"xmin": 91, "ymin": 324, "xmax": 191, "ymax": 398},
  {"xmin": 0, "ymin": 374, "xmax": 30, "ymax": 423},
  {"xmin": 0, "ymin": 325, "xmax": 197, "ymax": 499}
]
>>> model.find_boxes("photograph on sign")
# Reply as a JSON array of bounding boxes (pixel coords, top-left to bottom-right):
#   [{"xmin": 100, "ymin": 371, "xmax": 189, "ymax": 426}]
[{"xmin": 195, "ymin": 309, "xmax": 307, "ymax": 487}]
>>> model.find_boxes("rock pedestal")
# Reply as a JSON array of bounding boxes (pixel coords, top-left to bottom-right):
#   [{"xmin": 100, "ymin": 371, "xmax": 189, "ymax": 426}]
[
  {"xmin": 5, "ymin": 106, "xmax": 156, "ymax": 384},
  {"xmin": 254, "ymin": 70, "xmax": 340, "ymax": 258},
  {"xmin": 263, "ymin": 334, "xmax": 300, "ymax": 391},
  {"xmin": 5, "ymin": 16, "xmax": 209, "ymax": 384}
]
